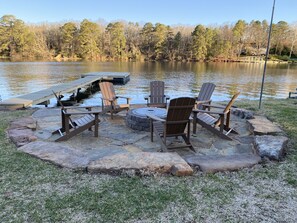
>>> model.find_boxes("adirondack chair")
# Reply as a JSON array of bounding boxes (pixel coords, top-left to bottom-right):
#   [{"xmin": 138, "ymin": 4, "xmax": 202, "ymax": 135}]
[
  {"xmin": 192, "ymin": 92, "xmax": 240, "ymax": 140},
  {"xmin": 52, "ymin": 91, "xmax": 101, "ymax": 142},
  {"xmin": 147, "ymin": 97, "xmax": 196, "ymax": 152},
  {"xmin": 192, "ymin": 82, "xmax": 216, "ymax": 133},
  {"xmin": 144, "ymin": 81, "xmax": 170, "ymax": 108},
  {"xmin": 195, "ymin": 82, "xmax": 216, "ymax": 109},
  {"xmin": 99, "ymin": 82, "xmax": 130, "ymax": 119}
]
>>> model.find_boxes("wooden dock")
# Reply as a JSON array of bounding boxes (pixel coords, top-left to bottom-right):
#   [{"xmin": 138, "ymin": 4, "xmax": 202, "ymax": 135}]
[
  {"xmin": 0, "ymin": 72, "xmax": 130, "ymax": 110},
  {"xmin": 82, "ymin": 72, "xmax": 130, "ymax": 84}
]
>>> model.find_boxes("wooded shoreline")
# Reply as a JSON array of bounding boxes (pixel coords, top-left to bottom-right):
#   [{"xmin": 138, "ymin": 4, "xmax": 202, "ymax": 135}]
[
  {"xmin": 1, "ymin": 55, "xmax": 295, "ymax": 64},
  {"xmin": 0, "ymin": 15, "xmax": 296, "ymax": 63}
]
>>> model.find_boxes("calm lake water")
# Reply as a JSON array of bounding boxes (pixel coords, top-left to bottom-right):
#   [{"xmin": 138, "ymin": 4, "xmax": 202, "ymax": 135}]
[{"xmin": 0, "ymin": 61, "xmax": 296, "ymax": 106}]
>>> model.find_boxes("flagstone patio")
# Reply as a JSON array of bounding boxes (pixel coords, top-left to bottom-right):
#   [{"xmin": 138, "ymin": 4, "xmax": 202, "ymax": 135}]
[{"xmin": 7, "ymin": 104, "xmax": 288, "ymax": 176}]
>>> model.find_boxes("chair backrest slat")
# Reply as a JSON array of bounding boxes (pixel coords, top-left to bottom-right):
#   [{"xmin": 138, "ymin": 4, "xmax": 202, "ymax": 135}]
[
  {"xmin": 197, "ymin": 83, "xmax": 216, "ymax": 109},
  {"xmin": 166, "ymin": 97, "xmax": 195, "ymax": 135},
  {"xmin": 99, "ymin": 82, "xmax": 118, "ymax": 107},
  {"xmin": 150, "ymin": 81, "xmax": 165, "ymax": 104}
]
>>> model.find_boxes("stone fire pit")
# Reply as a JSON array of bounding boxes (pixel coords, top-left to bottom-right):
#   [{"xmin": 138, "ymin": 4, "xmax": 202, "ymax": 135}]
[{"xmin": 126, "ymin": 107, "xmax": 167, "ymax": 131}]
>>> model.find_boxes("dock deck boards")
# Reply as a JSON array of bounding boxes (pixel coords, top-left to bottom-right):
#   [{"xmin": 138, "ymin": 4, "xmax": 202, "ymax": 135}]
[{"xmin": 0, "ymin": 72, "xmax": 130, "ymax": 109}]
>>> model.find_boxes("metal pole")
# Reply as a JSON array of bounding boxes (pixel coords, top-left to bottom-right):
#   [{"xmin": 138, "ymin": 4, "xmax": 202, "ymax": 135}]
[{"xmin": 259, "ymin": 0, "xmax": 276, "ymax": 109}]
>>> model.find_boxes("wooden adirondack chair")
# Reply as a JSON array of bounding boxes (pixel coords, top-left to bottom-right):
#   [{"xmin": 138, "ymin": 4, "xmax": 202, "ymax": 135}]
[
  {"xmin": 195, "ymin": 82, "xmax": 216, "ymax": 109},
  {"xmin": 144, "ymin": 81, "xmax": 170, "ymax": 108},
  {"xmin": 52, "ymin": 91, "xmax": 101, "ymax": 142},
  {"xmin": 147, "ymin": 97, "xmax": 196, "ymax": 152},
  {"xmin": 192, "ymin": 82, "xmax": 216, "ymax": 133},
  {"xmin": 99, "ymin": 82, "xmax": 130, "ymax": 119},
  {"xmin": 192, "ymin": 92, "xmax": 240, "ymax": 140}
]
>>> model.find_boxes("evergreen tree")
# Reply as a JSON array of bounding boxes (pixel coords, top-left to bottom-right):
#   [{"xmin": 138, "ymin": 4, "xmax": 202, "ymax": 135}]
[
  {"xmin": 272, "ymin": 21, "xmax": 289, "ymax": 55},
  {"xmin": 60, "ymin": 22, "xmax": 78, "ymax": 58},
  {"xmin": 232, "ymin": 20, "xmax": 247, "ymax": 57},
  {"xmin": 191, "ymin": 25, "xmax": 208, "ymax": 61},
  {"xmin": 162, "ymin": 26, "xmax": 174, "ymax": 60},
  {"xmin": 140, "ymin": 22, "xmax": 154, "ymax": 60},
  {"xmin": 173, "ymin": 31, "xmax": 182, "ymax": 59},
  {"xmin": 105, "ymin": 22, "xmax": 126, "ymax": 59},
  {"xmin": 78, "ymin": 19, "xmax": 101, "ymax": 59},
  {"xmin": 0, "ymin": 15, "xmax": 34, "ymax": 58},
  {"xmin": 152, "ymin": 23, "xmax": 168, "ymax": 60}
]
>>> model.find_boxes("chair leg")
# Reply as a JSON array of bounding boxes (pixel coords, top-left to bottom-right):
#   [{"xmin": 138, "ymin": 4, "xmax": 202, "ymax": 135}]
[
  {"xmin": 192, "ymin": 112, "xmax": 197, "ymax": 134},
  {"xmin": 94, "ymin": 114, "xmax": 99, "ymax": 137},
  {"xmin": 226, "ymin": 111, "xmax": 230, "ymax": 129},
  {"xmin": 154, "ymin": 131, "xmax": 167, "ymax": 152},
  {"xmin": 219, "ymin": 115, "xmax": 225, "ymax": 133},
  {"xmin": 187, "ymin": 121, "xmax": 190, "ymax": 140},
  {"xmin": 181, "ymin": 135, "xmax": 195, "ymax": 153},
  {"xmin": 150, "ymin": 120, "xmax": 154, "ymax": 142}
]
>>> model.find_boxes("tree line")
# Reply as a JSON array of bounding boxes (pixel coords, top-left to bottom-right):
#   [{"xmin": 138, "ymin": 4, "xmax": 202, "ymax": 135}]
[{"xmin": 0, "ymin": 14, "xmax": 296, "ymax": 61}]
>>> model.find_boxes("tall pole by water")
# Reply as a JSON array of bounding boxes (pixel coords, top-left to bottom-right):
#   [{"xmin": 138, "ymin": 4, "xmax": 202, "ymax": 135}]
[{"xmin": 259, "ymin": 0, "xmax": 276, "ymax": 109}]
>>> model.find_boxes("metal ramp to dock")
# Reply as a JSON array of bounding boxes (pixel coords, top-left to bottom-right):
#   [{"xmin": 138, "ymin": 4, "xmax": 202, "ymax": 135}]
[{"xmin": 0, "ymin": 72, "xmax": 130, "ymax": 110}]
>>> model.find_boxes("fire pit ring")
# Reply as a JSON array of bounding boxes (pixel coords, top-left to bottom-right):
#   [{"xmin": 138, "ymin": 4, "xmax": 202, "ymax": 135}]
[{"xmin": 126, "ymin": 107, "xmax": 167, "ymax": 131}]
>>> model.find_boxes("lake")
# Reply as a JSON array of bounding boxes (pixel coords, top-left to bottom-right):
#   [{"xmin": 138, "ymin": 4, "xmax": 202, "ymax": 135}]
[{"xmin": 0, "ymin": 61, "xmax": 296, "ymax": 106}]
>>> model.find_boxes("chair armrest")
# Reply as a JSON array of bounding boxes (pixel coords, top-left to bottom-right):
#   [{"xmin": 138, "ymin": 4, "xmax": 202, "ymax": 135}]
[
  {"xmin": 147, "ymin": 114, "xmax": 166, "ymax": 122},
  {"xmin": 195, "ymin": 100, "xmax": 212, "ymax": 109},
  {"xmin": 196, "ymin": 99, "xmax": 211, "ymax": 105},
  {"xmin": 192, "ymin": 109, "xmax": 225, "ymax": 115},
  {"xmin": 116, "ymin": 96, "xmax": 131, "ymax": 100},
  {"xmin": 116, "ymin": 96, "xmax": 131, "ymax": 104},
  {"xmin": 63, "ymin": 105, "xmax": 99, "ymax": 110},
  {"xmin": 64, "ymin": 111, "xmax": 101, "ymax": 116},
  {"xmin": 99, "ymin": 96, "xmax": 114, "ymax": 102},
  {"xmin": 199, "ymin": 104, "xmax": 227, "ymax": 109}
]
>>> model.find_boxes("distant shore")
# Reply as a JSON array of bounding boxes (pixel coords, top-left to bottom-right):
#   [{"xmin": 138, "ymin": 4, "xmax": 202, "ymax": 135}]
[{"xmin": 1, "ymin": 55, "xmax": 296, "ymax": 64}]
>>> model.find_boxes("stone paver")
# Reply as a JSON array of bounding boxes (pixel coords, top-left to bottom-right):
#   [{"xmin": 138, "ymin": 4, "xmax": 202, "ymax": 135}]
[
  {"xmin": 18, "ymin": 141, "xmax": 90, "ymax": 170},
  {"xmin": 9, "ymin": 116, "xmax": 37, "ymax": 130},
  {"xmin": 8, "ymin": 116, "xmax": 37, "ymax": 147},
  {"xmin": 88, "ymin": 152, "xmax": 193, "ymax": 176},
  {"xmin": 255, "ymin": 135, "xmax": 288, "ymax": 160},
  {"xmin": 184, "ymin": 154, "xmax": 261, "ymax": 173},
  {"xmin": 247, "ymin": 116, "xmax": 283, "ymax": 135},
  {"xmin": 8, "ymin": 128, "xmax": 37, "ymax": 147}
]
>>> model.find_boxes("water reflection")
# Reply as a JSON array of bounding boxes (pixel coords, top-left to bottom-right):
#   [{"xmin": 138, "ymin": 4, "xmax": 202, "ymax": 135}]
[{"xmin": 0, "ymin": 61, "xmax": 296, "ymax": 105}]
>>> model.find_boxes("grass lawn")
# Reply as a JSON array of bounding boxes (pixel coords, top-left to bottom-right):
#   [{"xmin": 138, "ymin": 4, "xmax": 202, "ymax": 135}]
[{"xmin": 1, "ymin": 99, "xmax": 297, "ymax": 222}]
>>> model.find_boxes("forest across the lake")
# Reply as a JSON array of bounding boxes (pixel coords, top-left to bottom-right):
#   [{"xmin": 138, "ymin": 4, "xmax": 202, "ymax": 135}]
[{"xmin": 0, "ymin": 15, "xmax": 296, "ymax": 62}]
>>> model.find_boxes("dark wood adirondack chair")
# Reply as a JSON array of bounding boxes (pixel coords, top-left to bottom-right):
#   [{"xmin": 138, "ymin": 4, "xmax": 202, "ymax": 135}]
[
  {"xmin": 52, "ymin": 91, "xmax": 101, "ymax": 142},
  {"xmin": 192, "ymin": 82, "xmax": 216, "ymax": 133},
  {"xmin": 192, "ymin": 92, "xmax": 240, "ymax": 140},
  {"xmin": 195, "ymin": 82, "xmax": 216, "ymax": 109},
  {"xmin": 99, "ymin": 82, "xmax": 130, "ymax": 119},
  {"xmin": 144, "ymin": 81, "xmax": 170, "ymax": 108},
  {"xmin": 147, "ymin": 97, "xmax": 196, "ymax": 152}
]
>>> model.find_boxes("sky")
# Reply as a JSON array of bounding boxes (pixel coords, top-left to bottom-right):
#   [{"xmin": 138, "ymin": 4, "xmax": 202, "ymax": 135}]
[{"xmin": 0, "ymin": 0, "xmax": 296, "ymax": 26}]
